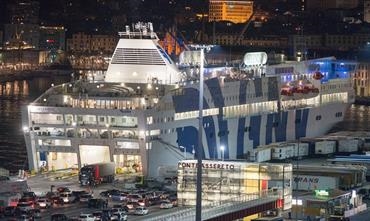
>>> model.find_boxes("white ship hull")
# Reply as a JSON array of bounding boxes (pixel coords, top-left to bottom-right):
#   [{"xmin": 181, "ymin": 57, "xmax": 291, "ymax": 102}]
[
  {"xmin": 21, "ymin": 22, "xmax": 357, "ymax": 179},
  {"xmin": 148, "ymin": 102, "xmax": 349, "ymax": 177}
]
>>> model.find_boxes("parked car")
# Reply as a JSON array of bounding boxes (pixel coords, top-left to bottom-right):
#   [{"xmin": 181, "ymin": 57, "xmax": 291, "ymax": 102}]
[
  {"xmin": 17, "ymin": 211, "xmax": 34, "ymax": 221},
  {"xmin": 111, "ymin": 211, "xmax": 127, "ymax": 221},
  {"xmin": 29, "ymin": 208, "xmax": 41, "ymax": 219},
  {"xmin": 51, "ymin": 213, "xmax": 68, "ymax": 221},
  {"xmin": 71, "ymin": 190, "xmax": 89, "ymax": 201},
  {"xmin": 111, "ymin": 192, "xmax": 128, "ymax": 202},
  {"xmin": 79, "ymin": 193, "xmax": 93, "ymax": 203},
  {"xmin": 127, "ymin": 194, "xmax": 142, "ymax": 203},
  {"xmin": 168, "ymin": 195, "xmax": 178, "ymax": 207},
  {"xmin": 56, "ymin": 187, "xmax": 71, "ymax": 193},
  {"xmin": 101, "ymin": 209, "xmax": 113, "ymax": 220},
  {"xmin": 125, "ymin": 201, "xmax": 140, "ymax": 210},
  {"xmin": 4, "ymin": 206, "xmax": 17, "ymax": 216},
  {"xmin": 99, "ymin": 189, "xmax": 121, "ymax": 198},
  {"xmin": 17, "ymin": 201, "xmax": 34, "ymax": 212},
  {"xmin": 78, "ymin": 213, "xmax": 95, "ymax": 221},
  {"xmin": 159, "ymin": 200, "xmax": 173, "ymax": 209},
  {"xmin": 87, "ymin": 198, "xmax": 106, "ymax": 209},
  {"xmin": 134, "ymin": 206, "xmax": 149, "ymax": 215},
  {"xmin": 36, "ymin": 198, "xmax": 51, "ymax": 208},
  {"xmin": 22, "ymin": 192, "xmax": 37, "ymax": 203},
  {"xmin": 59, "ymin": 193, "xmax": 76, "ymax": 204},
  {"xmin": 51, "ymin": 196, "xmax": 65, "ymax": 205},
  {"xmin": 111, "ymin": 208, "xmax": 128, "ymax": 214},
  {"xmin": 92, "ymin": 211, "xmax": 103, "ymax": 220}
]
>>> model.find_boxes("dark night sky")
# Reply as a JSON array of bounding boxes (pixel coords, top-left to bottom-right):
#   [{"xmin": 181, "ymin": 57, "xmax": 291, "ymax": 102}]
[{"xmin": 0, "ymin": 0, "xmax": 8, "ymax": 24}]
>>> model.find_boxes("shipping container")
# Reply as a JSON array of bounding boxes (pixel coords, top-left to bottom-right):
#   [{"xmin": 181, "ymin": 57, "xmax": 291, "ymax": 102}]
[
  {"xmin": 249, "ymin": 146, "xmax": 272, "ymax": 162},
  {"xmin": 296, "ymin": 164, "xmax": 366, "ymax": 189},
  {"xmin": 271, "ymin": 143, "xmax": 294, "ymax": 160},
  {"xmin": 300, "ymin": 138, "xmax": 317, "ymax": 156},
  {"xmin": 79, "ymin": 162, "xmax": 116, "ymax": 186},
  {"xmin": 326, "ymin": 131, "xmax": 370, "ymax": 150},
  {"xmin": 314, "ymin": 140, "xmax": 336, "ymax": 155},
  {"xmin": 293, "ymin": 175, "xmax": 339, "ymax": 190},
  {"xmin": 0, "ymin": 180, "xmax": 28, "ymax": 194},
  {"xmin": 287, "ymin": 142, "xmax": 309, "ymax": 158},
  {"xmin": 337, "ymin": 138, "xmax": 360, "ymax": 153},
  {"xmin": 0, "ymin": 192, "xmax": 21, "ymax": 208}
]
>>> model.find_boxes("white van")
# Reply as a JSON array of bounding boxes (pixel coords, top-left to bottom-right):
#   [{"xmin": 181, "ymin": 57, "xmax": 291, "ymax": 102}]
[{"xmin": 59, "ymin": 193, "xmax": 76, "ymax": 203}]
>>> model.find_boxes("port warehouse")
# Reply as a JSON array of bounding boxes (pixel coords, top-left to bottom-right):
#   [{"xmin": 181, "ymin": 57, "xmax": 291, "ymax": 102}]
[
  {"xmin": 247, "ymin": 131, "xmax": 370, "ymax": 189},
  {"xmin": 293, "ymin": 164, "xmax": 366, "ymax": 191}
]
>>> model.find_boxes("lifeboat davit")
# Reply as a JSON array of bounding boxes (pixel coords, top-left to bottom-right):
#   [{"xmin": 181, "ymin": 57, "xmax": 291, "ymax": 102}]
[{"xmin": 313, "ymin": 71, "xmax": 324, "ymax": 80}]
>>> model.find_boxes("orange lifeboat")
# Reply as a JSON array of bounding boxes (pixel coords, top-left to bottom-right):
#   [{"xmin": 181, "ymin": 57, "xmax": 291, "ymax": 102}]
[
  {"xmin": 280, "ymin": 85, "xmax": 293, "ymax": 96},
  {"xmin": 312, "ymin": 71, "xmax": 324, "ymax": 80}
]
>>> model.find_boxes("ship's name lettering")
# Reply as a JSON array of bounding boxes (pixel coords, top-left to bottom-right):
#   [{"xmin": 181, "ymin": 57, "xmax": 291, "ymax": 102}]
[
  {"xmin": 178, "ymin": 162, "xmax": 235, "ymax": 170},
  {"xmin": 294, "ymin": 177, "xmax": 319, "ymax": 183}
]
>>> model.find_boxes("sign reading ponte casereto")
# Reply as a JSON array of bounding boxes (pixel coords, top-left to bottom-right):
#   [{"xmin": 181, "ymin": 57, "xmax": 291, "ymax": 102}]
[{"xmin": 178, "ymin": 162, "xmax": 235, "ymax": 170}]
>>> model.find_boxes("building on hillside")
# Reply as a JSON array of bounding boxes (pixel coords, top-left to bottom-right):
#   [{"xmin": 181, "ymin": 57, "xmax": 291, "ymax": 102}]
[
  {"xmin": 39, "ymin": 26, "xmax": 66, "ymax": 51},
  {"xmin": 353, "ymin": 62, "xmax": 370, "ymax": 97},
  {"xmin": 288, "ymin": 34, "xmax": 370, "ymax": 58},
  {"xmin": 3, "ymin": 24, "xmax": 40, "ymax": 50},
  {"xmin": 306, "ymin": 0, "xmax": 359, "ymax": 10},
  {"xmin": 90, "ymin": 35, "xmax": 117, "ymax": 54},
  {"xmin": 324, "ymin": 34, "xmax": 370, "ymax": 51},
  {"xmin": 208, "ymin": 0, "xmax": 253, "ymax": 24},
  {"xmin": 211, "ymin": 33, "xmax": 288, "ymax": 48},
  {"xmin": 66, "ymin": 33, "xmax": 117, "ymax": 54}
]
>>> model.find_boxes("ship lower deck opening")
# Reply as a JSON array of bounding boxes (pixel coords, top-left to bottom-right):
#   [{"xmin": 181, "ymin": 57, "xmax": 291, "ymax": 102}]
[{"xmin": 79, "ymin": 145, "xmax": 110, "ymax": 165}]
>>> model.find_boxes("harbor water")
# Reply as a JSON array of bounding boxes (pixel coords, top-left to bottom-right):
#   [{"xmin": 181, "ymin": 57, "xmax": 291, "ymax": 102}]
[{"xmin": 0, "ymin": 76, "xmax": 70, "ymax": 173}]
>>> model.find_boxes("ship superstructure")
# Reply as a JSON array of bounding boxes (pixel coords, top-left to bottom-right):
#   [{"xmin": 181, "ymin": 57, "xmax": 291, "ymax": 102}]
[{"xmin": 22, "ymin": 22, "xmax": 356, "ymax": 178}]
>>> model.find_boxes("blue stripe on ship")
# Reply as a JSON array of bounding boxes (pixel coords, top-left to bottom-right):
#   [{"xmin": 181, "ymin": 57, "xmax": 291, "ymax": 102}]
[
  {"xmin": 267, "ymin": 77, "xmax": 279, "ymax": 101},
  {"xmin": 295, "ymin": 108, "xmax": 309, "ymax": 139},
  {"xmin": 275, "ymin": 111, "xmax": 288, "ymax": 142},
  {"xmin": 172, "ymin": 87, "xmax": 216, "ymax": 159},
  {"xmin": 266, "ymin": 112, "xmax": 288, "ymax": 144},
  {"xmin": 237, "ymin": 80, "xmax": 247, "ymax": 158},
  {"xmin": 266, "ymin": 114, "xmax": 274, "ymax": 144},
  {"xmin": 249, "ymin": 115, "xmax": 261, "ymax": 148},
  {"xmin": 254, "ymin": 78, "xmax": 263, "ymax": 97},
  {"xmin": 205, "ymin": 78, "xmax": 229, "ymax": 159}
]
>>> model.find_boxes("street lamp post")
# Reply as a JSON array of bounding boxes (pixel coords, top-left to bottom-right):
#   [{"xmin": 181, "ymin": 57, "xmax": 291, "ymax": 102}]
[
  {"xmin": 195, "ymin": 48, "xmax": 204, "ymax": 221},
  {"xmin": 187, "ymin": 45, "xmax": 214, "ymax": 221},
  {"xmin": 179, "ymin": 146, "xmax": 187, "ymax": 159},
  {"xmin": 220, "ymin": 145, "xmax": 225, "ymax": 161}
]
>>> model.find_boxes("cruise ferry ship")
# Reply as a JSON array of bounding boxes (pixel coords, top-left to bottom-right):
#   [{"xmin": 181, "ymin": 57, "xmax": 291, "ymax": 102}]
[{"xmin": 22, "ymin": 22, "xmax": 356, "ymax": 178}]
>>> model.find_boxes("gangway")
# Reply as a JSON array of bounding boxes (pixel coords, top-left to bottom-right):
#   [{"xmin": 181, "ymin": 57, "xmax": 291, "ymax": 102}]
[{"xmin": 145, "ymin": 189, "xmax": 283, "ymax": 221}]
